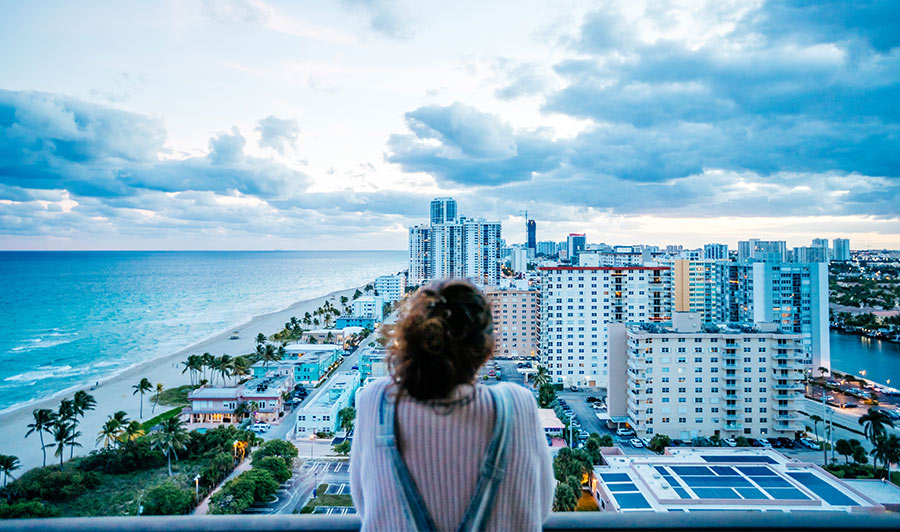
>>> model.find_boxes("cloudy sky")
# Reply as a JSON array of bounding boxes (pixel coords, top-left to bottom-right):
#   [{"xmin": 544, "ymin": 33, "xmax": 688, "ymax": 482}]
[{"xmin": 1, "ymin": 0, "xmax": 898, "ymax": 250}]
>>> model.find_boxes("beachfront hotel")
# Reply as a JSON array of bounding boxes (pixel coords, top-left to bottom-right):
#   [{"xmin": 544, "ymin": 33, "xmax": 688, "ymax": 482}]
[
  {"xmin": 591, "ymin": 447, "xmax": 892, "ymax": 513},
  {"xmin": 607, "ymin": 312, "xmax": 806, "ymax": 440},
  {"xmin": 539, "ymin": 265, "xmax": 671, "ymax": 388}
]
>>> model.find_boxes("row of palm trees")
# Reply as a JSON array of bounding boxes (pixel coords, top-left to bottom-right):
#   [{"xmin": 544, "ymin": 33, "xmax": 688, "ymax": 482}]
[
  {"xmin": 96, "ymin": 411, "xmax": 145, "ymax": 448},
  {"xmin": 25, "ymin": 390, "xmax": 96, "ymax": 469},
  {"xmin": 181, "ymin": 352, "xmax": 258, "ymax": 388}
]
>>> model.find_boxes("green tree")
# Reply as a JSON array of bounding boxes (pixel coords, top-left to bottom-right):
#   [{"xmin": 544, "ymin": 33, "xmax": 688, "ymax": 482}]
[
  {"xmin": 533, "ymin": 366, "xmax": 550, "ymax": 388},
  {"xmin": 648, "ymin": 434, "xmax": 671, "ymax": 454},
  {"xmin": 538, "ymin": 383, "xmax": 556, "ymax": 408},
  {"xmin": 0, "ymin": 455, "xmax": 21, "ymax": 487},
  {"xmin": 96, "ymin": 416, "xmax": 123, "ymax": 449},
  {"xmin": 72, "ymin": 391, "xmax": 96, "ymax": 422},
  {"xmin": 859, "ymin": 408, "xmax": 894, "ymax": 447},
  {"xmin": 735, "ymin": 436, "xmax": 750, "ymax": 447},
  {"xmin": 809, "ymin": 414, "xmax": 823, "ymax": 444},
  {"xmin": 835, "ymin": 439, "xmax": 853, "ymax": 464},
  {"xmin": 255, "ymin": 456, "xmax": 292, "ymax": 483},
  {"xmin": 251, "ymin": 439, "xmax": 299, "ymax": 467},
  {"xmin": 553, "ymin": 483, "xmax": 577, "ymax": 511},
  {"xmin": 0, "ymin": 500, "xmax": 59, "ymax": 519},
  {"xmin": 132, "ymin": 377, "xmax": 153, "ymax": 419},
  {"xmin": 152, "ymin": 383, "xmax": 164, "ymax": 414},
  {"xmin": 119, "ymin": 420, "xmax": 145, "ymax": 445},
  {"xmin": 25, "ymin": 408, "xmax": 57, "ymax": 467},
  {"xmin": 142, "ymin": 481, "xmax": 195, "ymax": 515},
  {"xmin": 333, "ymin": 440, "xmax": 351, "ymax": 456},
  {"xmin": 553, "ymin": 448, "xmax": 592, "ymax": 483},
  {"xmin": 256, "ymin": 333, "xmax": 267, "ymax": 346},
  {"xmin": 338, "ymin": 407, "xmax": 356, "ymax": 433},
  {"xmin": 230, "ymin": 469, "xmax": 278, "ymax": 502},
  {"xmin": 48, "ymin": 419, "xmax": 73, "ymax": 470},
  {"xmin": 149, "ymin": 416, "xmax": 191, "ymax": 476}
]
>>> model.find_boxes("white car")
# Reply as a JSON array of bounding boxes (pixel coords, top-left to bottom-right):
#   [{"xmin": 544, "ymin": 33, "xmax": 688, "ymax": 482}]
[
  {"xmin": 630, "ymin": 438, "xmax": 644, "ymax": 448},
  {"xmin": 722, "ymin": 438, "xmax": 737, "ymax": 447},
  {"xmin": 251, "ymin": 422, "xmax": 271, "ymax": 433},
  {"xmin": 616, "ymin": 427, "xmax": 635, "ymax": 437}
]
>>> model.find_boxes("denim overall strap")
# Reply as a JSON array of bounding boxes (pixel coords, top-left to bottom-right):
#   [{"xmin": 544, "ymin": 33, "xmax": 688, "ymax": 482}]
[
  {"xmin": 377, "ymin": 382, "xmax": 438, "ymax": 532},
  {"xmin": 456, "ymin": 384, "xmax": 513, "ymax": 532}
]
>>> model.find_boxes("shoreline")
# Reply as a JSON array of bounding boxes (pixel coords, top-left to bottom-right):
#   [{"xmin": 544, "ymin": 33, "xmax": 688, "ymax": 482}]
[{"xmin": 0, "ymin": 283, "xmax": 367, "ymax": 473}]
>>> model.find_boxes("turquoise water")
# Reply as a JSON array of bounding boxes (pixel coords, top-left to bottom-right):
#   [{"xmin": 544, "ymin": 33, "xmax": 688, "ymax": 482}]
[
  {"xmin": 830, "ymin": 330, "xmax": 900, "ymax": 386},
  {"xmin": 0, "ymin": 251, "xmax": 406, "ymax": 411}
]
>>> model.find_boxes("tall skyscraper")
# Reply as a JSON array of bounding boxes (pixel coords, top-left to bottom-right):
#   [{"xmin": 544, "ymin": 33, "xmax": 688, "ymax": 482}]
[
  {"xmin": 539, "ymin": 265, "xmax": 670, "ymax": 388},
  {"xmin": 409, "ymin": 198, "xmax": 501, "ymax": 287},
  {"xmin": 665, "ymin": 259, "xmax": 720, "ymax": 323},
  {"xmin": 526, "ymin": 219, "xmax": 536, "ymax": 253},
  {"xmin": 430, "ymin": 197, "xmax": 457, "ymax": 225},
  {"xmin": 833, "ymin": 238, "xmax": 850, "ymax": 261},
  {"xmin": 703, "ymin": 243, "xmax": 728, "ymax": 260},
  {"xmin": 811, "ymin": 238, "xmax": 829, "ymax": 249},
  {"xmin": 566, "ymin": 233, "xmax": 586, "ymax": 263},
  {"xmin": 738, "ymin": 239, "xmax": 787, "ymax": 263}
]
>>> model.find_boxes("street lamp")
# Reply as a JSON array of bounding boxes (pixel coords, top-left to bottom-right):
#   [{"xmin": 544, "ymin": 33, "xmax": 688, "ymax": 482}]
[{"xmin": 194, "ymin": 474, "xmax": 201, "ymax": 501}]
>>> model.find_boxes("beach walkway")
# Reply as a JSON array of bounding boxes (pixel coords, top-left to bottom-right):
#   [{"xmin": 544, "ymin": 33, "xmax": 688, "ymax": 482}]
[{"xmin": 193, "ymin": 458, "xmax": 253, "ymax": 515}]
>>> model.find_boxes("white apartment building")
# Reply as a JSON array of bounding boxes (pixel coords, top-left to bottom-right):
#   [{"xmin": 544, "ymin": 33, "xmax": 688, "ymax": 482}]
[
  {"xmin": 353, "ymin": 296, "xmax": 385, "ymax": 322},
  {"xmin": 375, "ymin": 274, "xmax": 406, "ymax": 303},
  {"xmin": 539, "ymin": 266, "xmax": 671, "ymax": 388},
  {"xmin": 608, "ymin": 312, "xmax": 806, "ymax": 441},
  {"xmin": 486, "ymin": 288, "xmax": 540, "ymax": 359},
  {"xmin": 658, "ymin": 259, "xmax": 721, "ymax": 323},
  {"xmin": 408, "ymin": 224, "xmax": 431, "ymax": 285},
  {"xmin": 295, "ymin": 371, "xmax": 360, "ymax": 436},
  {"xmin": 833, "ymin": 238, "xmax": 850, "ymax": 261},
  {"xmin": 510, "ymin": 248, "xmax": 528, "ymax": 274},
  {"xmin": 703, "ymin": 243, "xmax": 728, "ymax": 260}
]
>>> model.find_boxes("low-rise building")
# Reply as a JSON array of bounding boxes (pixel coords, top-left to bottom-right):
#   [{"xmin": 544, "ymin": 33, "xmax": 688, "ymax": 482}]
[
  {"xmin": 358, "ymin": 346, "xmax": 389, "ymax": 382},
  {"xmin": 608, "ymin": 312, "xmax": 806, "ymax": 440},
  {"xmin": 538, "ymin": 408, "xmax": 564, "ymax": 438},
  {"xmin": 184, "ymin": 373, "xmax": 293, "ymax": 425},
  {"xmin": 336, "ymin": 316, "xmax": 376, "ymax": 329},
  {"xmin": 296, "ymin": 371, "xmax": 361, "ymax": 437},
  {"xmin": 353, "ymin": 296, "xmax": 385, "ymax": 322},
  {"xmin": 486, "ymin": 287, "xmax": 540, "ymax": 359},
  {"xmin": 591, "ymin": 447, "xmax": 884, "ymax": 513},
  {"xmin": 250, "ymin": 344, "xmax": 341, "ymax": 386}
]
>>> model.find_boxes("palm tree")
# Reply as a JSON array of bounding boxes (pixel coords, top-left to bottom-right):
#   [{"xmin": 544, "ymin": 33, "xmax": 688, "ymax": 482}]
[
  {"xmin": 810, "ymin": 414, "xmax": 823, "ymax": 444},
  {"xmin": 859, "ymin": 408, "xmax": 894, "ymax": 466},
  {"xmin": 73, "ymin": 391, "xmax": 97, "ymax": 420},
  {"xmin": 67, "ymin": 427, "xmax": 83, "ymax": 459},
  {"xmin": 112, "ymin": 410, "xmax": 131, "ymax": 426},
  {"xmin": 201, "ymin": 352, "xmax": 215, "ymax": 382},
  {"xmin": 233, "ymin": 401, "xmax": 251, "ymax": 421},
  {"xmin": 262, "ymin": 343, "xmax": 279, "ymax": 370},
  {"xmin": 231, "ymin": 358, "xmax": 251, "ymax": 384},
  {"xmin": 149, "ymin": 416, "xmax": 191, "ymax": 476},
  {"xmin": 181, "ymin": 356, "xmax": 198, "ymax": 386},
  {"xmin": 533, "ymin": 366, "xmax": 550, "ymax": 388},
  {"xmin": 152, "ymin": 383, "xmax": 164, "ymax": 414},
  {"xmin": 97, "ymin": 417, "xmax": 123, "ymax": 449},
  {"xmin": 218, "ymin": 355, "xmax": 233, "ymax": 386},
  {"xmin": 884, "ymin": 434, "xmax": 900, "ymax": 481},
  {"xmin": 56, "ymin": 398, "xmax": 80, "ymax": 459},
  {"xmin": 47, "ymin": 420, "xmax": 72, "ymax": 470},
  {"xmin": 0, "ymin": 455, "xmax": 20, "ymax": 488},
  {"xmin": 25, "ymin": 408, "xmax": 57, "ymax": 467},
  {"xmin": 256, "ymin": 333, "xmax": 267, "ymax": 346},
  {"xmin": 119, "ymin": 420, "xmax": 145, "ymax": 444},
  {"xmin": 132, "ymin": 378, "xmax": 153, "ymax": 419}
]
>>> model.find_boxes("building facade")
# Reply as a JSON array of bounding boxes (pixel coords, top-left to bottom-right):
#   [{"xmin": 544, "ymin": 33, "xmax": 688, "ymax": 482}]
[
  {"xmin": 295, "ymin": 371, "xmax": 360, "ymax": 436},
  {"xmin": 375, "ymin": 274, "xmax": 406, "ymax": 303},
  {"xmin": 703, "ymin": 243, "xmax": 728, "ymax": 260},
  {"xmin": 609, "ymin": 313, "xmax": 805, "ymax": 440},
  {"xmin": 527, "ymin": 219, "xmax": 536, "ymax": 253},
  {"xmin": 539, "ymin": 266, "xmax": 671, "ymax": 388},
  {"xmin": 833, "ymin": 238, "xmax": 850, "ymax": 261},
  {"xmin": 408, "ymin": 224, "xmax": 431, "ymax": 285},
  {"xmin": 567, "ymin": 233, "xmax": 586, "ymax": 263},
  {"xmin": 486, "ymin": 288, "xmax": 540, "ymax": 359},
  {"xmin": 665, "ymin": 259, "xmax": 721, "ymax": 323}
]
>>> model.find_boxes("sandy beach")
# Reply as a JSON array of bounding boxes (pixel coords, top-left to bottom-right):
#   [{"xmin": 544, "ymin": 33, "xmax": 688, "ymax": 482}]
[{"xmin": 0, "ymin": 284, "xmax": 364, "ymax": 473}]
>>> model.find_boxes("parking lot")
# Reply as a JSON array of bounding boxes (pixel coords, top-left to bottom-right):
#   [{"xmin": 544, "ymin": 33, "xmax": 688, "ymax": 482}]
[{"xmin": 254, "ymin": 459, "xmax": 352, "ymax": 514}]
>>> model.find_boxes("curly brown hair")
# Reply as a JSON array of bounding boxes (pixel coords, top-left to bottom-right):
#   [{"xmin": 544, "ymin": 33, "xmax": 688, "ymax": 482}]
[{"xmin": 386, "ymin": 279, "xmax": 494, "ymax": 401}]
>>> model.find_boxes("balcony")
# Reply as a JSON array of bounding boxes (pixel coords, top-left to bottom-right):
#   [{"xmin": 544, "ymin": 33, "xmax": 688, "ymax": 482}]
[
  {"xmin": 773, "ymin": 383, "xmax": 804, "ymax": 391},
  {"xmin": 723, "ymin": 422, "xmax": 743, "ymax": 431},
  {"xmin": 8, "ymin": 509, "xmax": 900, "ymax": 531},
  {"xmin": 774, "ymin": 413, "xmax": 799, "ymax": 421}
]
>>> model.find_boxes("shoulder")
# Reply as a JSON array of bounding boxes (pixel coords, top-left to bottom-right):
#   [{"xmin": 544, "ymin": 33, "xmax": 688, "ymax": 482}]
[
  {"xmin": 490, "ymin": 382, "xmax": 538, "ymax": 415},
  {"xmin": 357, "ymin": 377, "xmax": 392, "ymax": 406}
]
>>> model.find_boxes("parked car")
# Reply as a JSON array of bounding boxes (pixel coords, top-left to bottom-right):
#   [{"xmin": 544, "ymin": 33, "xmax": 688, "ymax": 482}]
[
  {"xmin": 251, "ymin": 422, "xmax": 271, "ymax": 433},
  {"xmin": 800, "ymin": 437, "xmax": 821, "ymax": 450},
  {"xmin": 766, "ymin": 438, "xmax": 782, "ymax": 448},
  {"xmin": 578, "ymin": 430, "xmax": 590, "ymax": 440},
  {"xmin": 570, "ymin": 385, "xmax": 579, "ymax": 392},
  {"xmin": 749, "ymin": 438, "xmax": 763, "ymax": 447},
  {"xmin": 841, "ymin": 402, "xmax": 858, "ymax": 409},
  {"xmin": 777, "ymin": 437, "xmax": 795, "ymax": 449},
  {"xmin": 630, "ymin": 438, "xmax": 644, "ymax": 448},
  {"xmin": 722, "ymin": 437, "xmax": 737, "ymax": 447},
  {"xmin": 351, "ymin": 364, "xmax": 358, "ymax": 370},
  {"xmin": 616, "ymin": 427, "xmax": 635, "ymax": 437}
]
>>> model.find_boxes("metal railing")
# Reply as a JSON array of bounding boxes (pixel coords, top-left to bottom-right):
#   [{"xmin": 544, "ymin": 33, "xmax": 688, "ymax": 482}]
[{"xmin": 2, "ymin": 512, "xmax": 899, "ymax": 531}]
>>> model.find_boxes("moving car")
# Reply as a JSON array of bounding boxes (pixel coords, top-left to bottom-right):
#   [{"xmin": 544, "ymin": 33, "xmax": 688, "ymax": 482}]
[{"xmin": 251, "ymin": 422, "xmax": 271, "ymax": 433}]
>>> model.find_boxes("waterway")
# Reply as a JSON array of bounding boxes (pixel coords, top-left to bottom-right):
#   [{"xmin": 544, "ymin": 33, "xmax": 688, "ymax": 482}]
[{"xmin": 830, "ymin": 329, "xmax": 900, "ymax": 386}]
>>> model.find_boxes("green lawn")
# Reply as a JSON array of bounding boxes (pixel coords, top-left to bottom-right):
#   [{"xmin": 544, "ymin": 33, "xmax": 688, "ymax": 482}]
[
  {"xmin": 299, "ymin": 483, "xmax": 353, "ymax": 513},
  {"xmin": 141, "ymin": 406, "xmax": 184, "ymax": 431},
  {"xmin": 152, "ymin": 385, "xmax": 196, "ymax": 407}
]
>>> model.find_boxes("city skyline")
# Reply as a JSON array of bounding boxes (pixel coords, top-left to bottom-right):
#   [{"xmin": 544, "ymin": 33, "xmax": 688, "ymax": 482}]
[{"xmin": 2, "ymin": 0, "xmax": 899, "ymax": 250}]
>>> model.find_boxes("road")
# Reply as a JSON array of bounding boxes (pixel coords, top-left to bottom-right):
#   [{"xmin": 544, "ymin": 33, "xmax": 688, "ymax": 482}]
[{"xmin": 258, "ymin": 458, "xmax": 352, "ymax": 514}]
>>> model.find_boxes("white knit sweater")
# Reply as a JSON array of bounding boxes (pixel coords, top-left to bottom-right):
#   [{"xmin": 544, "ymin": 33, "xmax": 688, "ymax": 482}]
[{"xmin": 350, "ymin": 378, "xmax": 555, "ymax": 531}]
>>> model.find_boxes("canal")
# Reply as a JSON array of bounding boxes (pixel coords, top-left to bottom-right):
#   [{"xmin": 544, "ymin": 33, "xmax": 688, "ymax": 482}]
[{"xmin": 830, "ymin": 329, "xmax": 900, "ymax": 386}]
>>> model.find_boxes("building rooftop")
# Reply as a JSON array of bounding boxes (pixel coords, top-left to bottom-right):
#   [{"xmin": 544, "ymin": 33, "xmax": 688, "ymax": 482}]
[
  {"xmin": 305, "ymin": 371, "xmax": 358, "ymax": 410},
  {"xmin": 187, "ymin": 387, "xmax": 240, "ymax": 400},
  {"xmin": 240, "ymin": 374, "xmax": 291, "ymax": 398},
  {"xmin": 593, "ymin": 448, "xmax": 883, "ymax": 513},
  {"xmin": 539, "ymin": 408, "xmax": 565, "ymax": 430},
  {"xmin": 284, "ymin": 343, "xmax": 341, "ymax": 353}
]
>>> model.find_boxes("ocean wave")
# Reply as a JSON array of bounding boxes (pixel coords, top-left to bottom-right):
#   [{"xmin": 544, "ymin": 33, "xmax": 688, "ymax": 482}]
[
  {"xmin": 3, "ymin": 364, "xmax": 91, "ymax": 383},
  {"xmin": 7, "ymin": 332, "xmax": 79, "ymax": 354}
]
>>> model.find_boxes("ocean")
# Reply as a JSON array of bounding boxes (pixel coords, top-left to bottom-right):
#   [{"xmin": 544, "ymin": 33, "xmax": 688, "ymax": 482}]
[{"xmin": 0, "ymin": 250, "xmax": 407, "ymax": 412}]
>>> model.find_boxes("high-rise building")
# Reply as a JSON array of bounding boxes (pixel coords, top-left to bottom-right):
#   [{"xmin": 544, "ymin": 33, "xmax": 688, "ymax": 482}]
[
  {"xmin": 703, "ymin": 243, "xmax": 728, "ymax": 260},
  {"xmin": 430, "ymin": 197, "xmax": 457, "ymax": 225},
  {"xmin": 737, "ymin": 239, "xmax": 787, "ymax": 263},
  {"xmin": 609, "ymin": 313, "xmax": 805, "ymax": 440},
  {"xmin": 539, "ymin": 266, "xmax": 670, "ymax": 388},
  {"xmin": 527, "ymin": 219, "xmax": 536, "ymax": 253},
  {"xmin": 408, "ymin": 224, "xmax": 431, "ymax": 285},
  {"xmin": 722, "ymin": 261, "xmax": 829, "ymax": 370},
  {"xmin": 408, "ymin": 198, "xmax": 501, "ymax": 287},
  {"xmin": 665, "ymin": 244, "xmax": 684, "ymax": 255},
  {"xmin": 536, "ymin": 241, "xmax": 558, "ymax": 256},
  {"xmin": 566, "ymin": 233, "xmax": 586, "ymax": 263},
  {"xmin": 833, "ymin": 238, "xmax": 850, "ymax": 261},
  {"xmin": 486, "ymin": 288, "xmax": 540, "ymax": 359},
  {"xmin": 510, "ymin": 248, "xmax": 528, "ymax": 274},
  {"xmin": 664, "ymin": 259, "xmax": 720, "ymax": 323},
  {"xmin": 811, "ymin": 238, "xmax": 829, "ymax": 249},
  {"xmin": 792, "ymin": 246, "xmax": 828, "ymax": 263}
]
